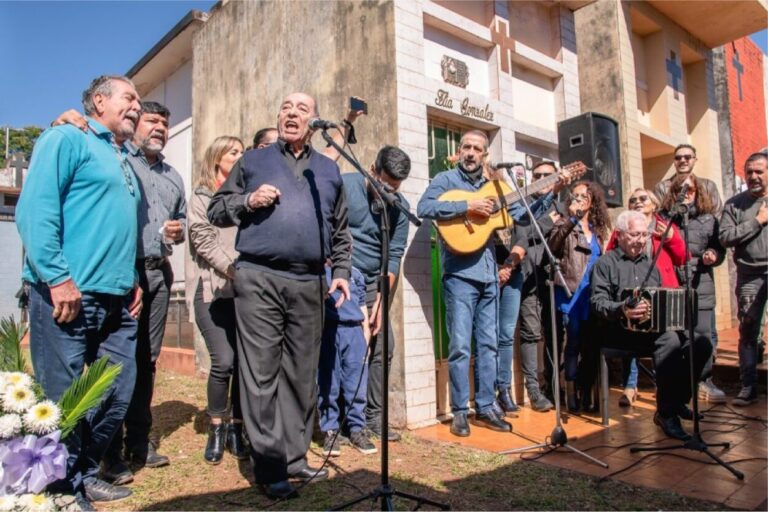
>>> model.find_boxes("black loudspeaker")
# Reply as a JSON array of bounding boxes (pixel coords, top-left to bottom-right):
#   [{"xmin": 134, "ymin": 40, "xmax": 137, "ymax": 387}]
[{"xmin": 558, "ymin": 112, "xmax": 623, "ymax": 207}]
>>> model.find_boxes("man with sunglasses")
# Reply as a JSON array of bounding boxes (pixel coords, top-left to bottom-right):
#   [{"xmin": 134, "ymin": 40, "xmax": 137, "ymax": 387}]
[
  {"xmin": 16, "ymin": 75, "xmax": 144, "ymax": 508},
  {"xmin": 653, "ymin": 144, "xmax": 722, "ymax": 213},
  {"xmin": 515, "ymin": 161, "xmax": 568, "ymax": 412}
]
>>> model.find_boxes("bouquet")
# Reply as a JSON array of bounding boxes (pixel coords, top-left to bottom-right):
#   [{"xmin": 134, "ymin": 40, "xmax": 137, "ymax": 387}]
[{"xmin": 0, "ymin": 318, "xmax": 121, "ymax": 508}]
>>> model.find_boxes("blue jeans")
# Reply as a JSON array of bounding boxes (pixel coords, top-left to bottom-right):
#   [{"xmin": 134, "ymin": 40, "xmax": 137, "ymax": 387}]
[
  {"xmin": 443, "ymin": 275, "xmax": 498, "ymax": 415},
  {"xmin": 29, "ymin": 283, "xmax": 137, "ymax": 494},
  {"xmin": 317, "ymin": 322, "xmax": 368, "ymax": 433},
  {"xmin": 497, "ymin": 271, "xmax": 523, "ymax": 390},
  {"xmin": 622, "ymin": 358, "xmax": 639, "ymax": 389}
]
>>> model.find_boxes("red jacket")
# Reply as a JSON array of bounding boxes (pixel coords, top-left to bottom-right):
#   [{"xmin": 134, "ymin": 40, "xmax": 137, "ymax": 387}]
[{"xmin": 605, "ymin": 214, "xmax": 687, "ymax": 287}]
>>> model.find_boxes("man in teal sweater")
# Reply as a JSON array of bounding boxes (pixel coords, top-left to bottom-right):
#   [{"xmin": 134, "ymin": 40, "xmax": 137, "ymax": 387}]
[{"xmin": 16, "ymin": 75, "xmax": 143, "ymax": 509}]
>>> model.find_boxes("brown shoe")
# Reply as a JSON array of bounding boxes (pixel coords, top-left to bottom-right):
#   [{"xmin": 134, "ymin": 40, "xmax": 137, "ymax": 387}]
[{"xmin": 618, "ymin": 387, "xmax": 637, "ymax": 407}]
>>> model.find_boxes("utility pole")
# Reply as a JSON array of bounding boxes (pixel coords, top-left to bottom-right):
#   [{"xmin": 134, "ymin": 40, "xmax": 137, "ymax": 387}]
[{"xmin": 4, "ymin": 127, "xmax": 8, "ymax": 162}]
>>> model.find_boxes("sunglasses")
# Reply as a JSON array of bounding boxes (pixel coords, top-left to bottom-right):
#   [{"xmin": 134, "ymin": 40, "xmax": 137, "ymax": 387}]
[
  {"xmin": 533, "ymin": 172, "xmax": 553, "ymax": 179},
  {"xmin": 674, "ymin": 154, "xmax": 694, "ymax": 161},
  {"xmin": 628, "ymin": 195, "xmax": 649, "ymax": 205}
]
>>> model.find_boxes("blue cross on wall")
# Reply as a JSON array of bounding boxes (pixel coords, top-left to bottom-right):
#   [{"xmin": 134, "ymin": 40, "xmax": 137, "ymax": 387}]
[
  {"xmin": 732, "ymin": 50, "xmax": 744, "ymax": 101},
  {"xmin": 666, "ymin": 51, "xmax": 682, "ymax": 100}
]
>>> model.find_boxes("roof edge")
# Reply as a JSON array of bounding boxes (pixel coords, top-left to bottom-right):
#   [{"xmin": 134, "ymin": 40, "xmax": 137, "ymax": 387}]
[{"xmin": 126, "ymin": 9, "xmax": 208, "ymax": 78}]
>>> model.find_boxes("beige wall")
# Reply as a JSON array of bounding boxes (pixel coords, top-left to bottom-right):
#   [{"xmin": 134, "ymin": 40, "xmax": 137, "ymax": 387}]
[{"xmin": 192, "ymin": 0, "xmax": 398, "ymax": 175}]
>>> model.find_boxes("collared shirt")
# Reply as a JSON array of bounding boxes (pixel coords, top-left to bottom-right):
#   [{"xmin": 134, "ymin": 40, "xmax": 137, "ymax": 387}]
[
  {"xmin": 125, "ymin": 141, "xmax": 187, "ymax": 259},
  {"xmin": 416, "ymin": 167, "xmax": 554, "ymax": 284},
  {"xmin": 16, "ymin": 118, "xmax": 140, "ymax": 295},
  {"xmin": 590, "ymin": 247, "xmax": 661, "ymax": 324},
  {"xmin": 277, "ymin": 138, "xmax": 311, "ymax": 180}
]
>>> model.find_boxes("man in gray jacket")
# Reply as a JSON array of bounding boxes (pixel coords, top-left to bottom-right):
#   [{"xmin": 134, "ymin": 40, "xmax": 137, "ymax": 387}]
[
  {"xmin": 719, "ymin": 152, "xmax": 768, "ymax": 406},
  {"xmin": 654, "ymin": 144, "xmax": 722, "ymax": 213}
]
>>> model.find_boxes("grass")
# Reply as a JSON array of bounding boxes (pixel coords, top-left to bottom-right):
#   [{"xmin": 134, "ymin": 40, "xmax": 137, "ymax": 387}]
[{"xmin": 99, "ymin": 370, "xmax": 726, "ymax": 511}]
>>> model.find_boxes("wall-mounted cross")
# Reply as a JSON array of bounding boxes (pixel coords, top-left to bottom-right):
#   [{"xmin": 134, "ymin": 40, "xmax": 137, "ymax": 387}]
[
  {"xmin": 490, "ymin": 19, "xmax": 515, "ymax": 74},
  {"xmin": 732, "ymin": 50, "xmax": 744, "ymax": 101},
  {"xmin": 9, "ymin": 152, "xmax": 28, "ymax": 189},
  {"xmin": 666, "ymin": 51, "xmax": 682, "ymax": 100}
]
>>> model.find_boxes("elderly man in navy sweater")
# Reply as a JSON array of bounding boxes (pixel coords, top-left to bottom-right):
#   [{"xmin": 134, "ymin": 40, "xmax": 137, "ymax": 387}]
[{"xmin": 208, "ymin": 92, "xmax": 351, "ymax": 499}]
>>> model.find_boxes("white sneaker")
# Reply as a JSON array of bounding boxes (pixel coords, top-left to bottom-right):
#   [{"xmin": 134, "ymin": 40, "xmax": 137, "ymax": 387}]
[{"xmin": 698, "ymin": 378, "xmax": 726, "ymax": 403}]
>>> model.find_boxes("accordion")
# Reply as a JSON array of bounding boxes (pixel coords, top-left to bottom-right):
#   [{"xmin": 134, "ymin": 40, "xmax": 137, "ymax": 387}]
[{"xmin": 620, "ymin": 287, "xmax": 695, "ymax": 333}]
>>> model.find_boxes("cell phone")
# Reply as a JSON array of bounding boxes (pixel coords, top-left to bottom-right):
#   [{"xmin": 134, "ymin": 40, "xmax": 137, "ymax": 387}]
[{"xmin": 350, "ymin": 97, "xmax": 368, "ymax": 115}]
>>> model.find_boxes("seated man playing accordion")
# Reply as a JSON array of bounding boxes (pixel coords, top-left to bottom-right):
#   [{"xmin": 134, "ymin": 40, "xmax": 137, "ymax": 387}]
[{"xmin": 590, "ymin": 210, "xmax": 711, "ymax": 441}]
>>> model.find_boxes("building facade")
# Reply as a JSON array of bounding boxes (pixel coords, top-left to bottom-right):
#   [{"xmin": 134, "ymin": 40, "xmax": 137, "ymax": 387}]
[
  {"xmin": 126, "ymin": 0, "xmax": 766, "ymax": 428},
  {"xmin": 574, "ymin": 0, "xmax": 765, "ymax": 332}
]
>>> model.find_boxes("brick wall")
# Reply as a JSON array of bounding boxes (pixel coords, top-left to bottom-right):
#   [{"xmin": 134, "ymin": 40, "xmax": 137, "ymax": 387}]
[{"xmin": 725, "ymin": 38, "xmax": 767, "ymax": 178}]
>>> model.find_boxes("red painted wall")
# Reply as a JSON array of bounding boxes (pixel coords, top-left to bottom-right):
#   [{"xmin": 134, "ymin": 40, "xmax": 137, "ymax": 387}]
[{"xmin": 725, "ymin": 38, "xmax": 767, "ymax": 179}]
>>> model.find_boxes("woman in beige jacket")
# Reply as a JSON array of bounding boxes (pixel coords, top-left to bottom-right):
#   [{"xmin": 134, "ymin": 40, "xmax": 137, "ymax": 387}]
[{"xmin": 186, "ymin": 136, "xmax": 244, "ymax": 464}]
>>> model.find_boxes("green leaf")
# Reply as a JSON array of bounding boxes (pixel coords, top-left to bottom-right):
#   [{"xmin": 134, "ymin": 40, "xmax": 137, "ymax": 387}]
[
  {"xmin": 57, "ymin": 356, "xmax": 122, "ymax": 438},
  {"xmin": 0, "ymin": 316, "xmax": 28, "ymax": 373}
]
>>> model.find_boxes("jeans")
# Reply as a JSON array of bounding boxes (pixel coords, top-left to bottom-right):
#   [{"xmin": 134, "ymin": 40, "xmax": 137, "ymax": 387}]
[
  {"xmin": 497, "ymin": 270, "xmax": 523, "ymax": 390},
  {"xmin": 194, "ymin": 280, "xmax": 240, "ymax": 419},
  {"xmin": 29, "ymin": 283, "xmax": 137, "ymax": 493},
  {"xmin": 735, "ymin": 268, "xmax": 767, "ymax": 388},
  {"xmin": 443, "ymin": 275, "xmax": 498, "ymax": 415},
  {"xmin": 622, "ymin": 358, "xmax": 639, "ymax": 389},
  {"xmin": 318, "ymin": 322, "xmax": 368, "ymax": 433}
]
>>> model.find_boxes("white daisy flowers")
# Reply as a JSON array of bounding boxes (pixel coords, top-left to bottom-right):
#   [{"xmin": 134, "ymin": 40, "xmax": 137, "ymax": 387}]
[
  {"xmin": 22, "ymin": 401, "xmax": 61, "ymax": 436},
  {"xmin": 17, "ymin": 494, "xmax": 54, "ymax": 512},
  {"xmin": 0, "ymin": 494, "xmax": 17, "ymax": 511},
  {"xmin": 2, "ymin": 372, "xmax": 33, "ymax": 391},
  {"xmin": 2, "ymin": 385, "xmax": 36, "ymax": 414},
  {"xmin": 0, "ymin": 413, "xmax": 22, "ymax": 438}
]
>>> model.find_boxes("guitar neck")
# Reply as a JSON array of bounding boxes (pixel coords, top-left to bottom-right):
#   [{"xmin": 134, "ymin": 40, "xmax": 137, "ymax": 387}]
[{"xmin": 501, "ymin": 173, "xmax": 560, "ymax": 204}]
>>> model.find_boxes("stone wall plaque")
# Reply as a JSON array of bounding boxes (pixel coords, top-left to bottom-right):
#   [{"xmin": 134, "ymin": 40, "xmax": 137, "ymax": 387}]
[{"xmin": 441, "ymin": 55, "xmax": 469, "ymax": 89}]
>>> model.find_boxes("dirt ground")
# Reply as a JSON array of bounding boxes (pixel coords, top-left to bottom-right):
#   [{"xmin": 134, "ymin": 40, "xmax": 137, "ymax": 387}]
[{"xmin": 98, "ymin": 370, "xmax": 725, "ymax": 511}]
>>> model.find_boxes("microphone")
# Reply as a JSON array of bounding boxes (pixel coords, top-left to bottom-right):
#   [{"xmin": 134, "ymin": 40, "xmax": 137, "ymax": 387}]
[
  {"xmin": 669, "ymin": 183, "xmax": 690, "ymax": 216},
  {"xmin": 308, "ymin": 118, "xmax": 338, "ymax": 130},
  {"xmin": 490, "ymin": 162, "xmax": 524, "ymax": 169}
]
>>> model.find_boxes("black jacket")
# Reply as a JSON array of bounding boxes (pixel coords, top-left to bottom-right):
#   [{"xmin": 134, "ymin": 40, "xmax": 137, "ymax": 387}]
[{"xmin": 667, "ymin": 209, "xmax": 725, "ymax": 310}]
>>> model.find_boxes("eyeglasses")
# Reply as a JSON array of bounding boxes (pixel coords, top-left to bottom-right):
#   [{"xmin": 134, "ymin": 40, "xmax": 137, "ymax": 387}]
[
  {"xmin": 112, "ymin": 143, "xmax": 135, "ymax": 196},
  {"xmin": 628, "ymin": 195, "xmax": 649, "ymax": 205},
  {"xmin": 533, "ymin": 172, "xmax": 553, "ymax": 179},
  {"xmin": 625, "ymin": 231, "xmax": 649, "ymax": 239},
  {"xmin": 571, "ymin": 193, "xmax": 590, "ymax": 201},
  {"xmin": 674, "ymin": 154, "xmax": 694, "ymax": 161}
]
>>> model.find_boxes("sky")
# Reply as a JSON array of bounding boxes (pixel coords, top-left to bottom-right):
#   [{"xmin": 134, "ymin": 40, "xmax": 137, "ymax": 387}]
[
  {"xmin": 0, "ymin": 1, "xmax": 766, "ymax": 128},
  {"xmin": 0, "ymin": 0, "xmax": 216, "ymax": 127}
]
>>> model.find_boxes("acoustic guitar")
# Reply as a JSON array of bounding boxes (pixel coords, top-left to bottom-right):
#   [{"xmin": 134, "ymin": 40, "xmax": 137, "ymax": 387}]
[{"xmin": 434, "ymin": 162, "xmax": 587, "ymax": 255}]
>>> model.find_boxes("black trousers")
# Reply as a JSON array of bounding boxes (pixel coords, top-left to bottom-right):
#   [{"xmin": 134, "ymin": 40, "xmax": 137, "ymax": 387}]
[
  {"xmin": 108, "ymin": 260, "xmax": 172, "ymax": 458},
  {"xmin": 193, "ymin": 280, "xmax": 240, "ymax": 420},
  {"xmin": 601, "ymin": 328, "xmax": 711, "ymax": 417},
  {"xmin": 234, "ymin": 267, "xmax": 324, "ymax": 484},
  {"xmin": 518, "ymin": 274, "xmax": 545, "ymax": 396},
  {"xmin": 364, "ymin": 282, "xmax": 395, "ymax": 428}
]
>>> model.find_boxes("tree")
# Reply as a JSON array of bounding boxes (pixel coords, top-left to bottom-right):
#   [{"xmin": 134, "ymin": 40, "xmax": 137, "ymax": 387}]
[{"xmin": 0, "ymin": 126, "xmax": 44, "ymax": 168}]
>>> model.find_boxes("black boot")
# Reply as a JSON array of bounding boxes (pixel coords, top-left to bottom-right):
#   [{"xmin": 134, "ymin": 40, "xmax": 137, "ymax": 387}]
[
  {"xmin": 579, "ymin": 384, "xmax": 597, "ymax": 413},
  {"xmin": 226, "ymin": 422, "xmax": 249, "ymax": 460},
  {"xmin": 495, "ymin": 387, "xmax": 520, "ymax": 416},
  {"xmin": 204, "ymin": 423, "xmax": 226, "ymax": 465}
]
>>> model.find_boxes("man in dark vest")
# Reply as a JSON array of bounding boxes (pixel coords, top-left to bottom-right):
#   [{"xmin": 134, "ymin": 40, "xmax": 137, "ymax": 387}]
[{"xmin": 208, "ymin": 92, "xmax": 351, "ymax": 500}]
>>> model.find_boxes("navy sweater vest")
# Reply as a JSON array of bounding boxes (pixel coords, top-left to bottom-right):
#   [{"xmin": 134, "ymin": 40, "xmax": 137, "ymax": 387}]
[{"xmin": 235, "ymin": 144, "xmax": 343, "ymax": 275}]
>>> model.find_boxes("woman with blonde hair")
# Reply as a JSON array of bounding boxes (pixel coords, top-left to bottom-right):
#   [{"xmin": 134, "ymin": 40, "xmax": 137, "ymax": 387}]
[{"xmin": 186, "ymin": 136, "xmax": 245, "ymax": 464}]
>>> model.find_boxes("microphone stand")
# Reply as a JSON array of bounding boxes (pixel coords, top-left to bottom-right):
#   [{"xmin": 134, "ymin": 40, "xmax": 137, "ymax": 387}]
[
  {"xmin": 497, "ymin": 168, "xmax": 607, "ymax": 468},
  {"xmin": 319, "ymin": 129, "xmax": 448, "ymax": 510},
  {"xmin": 629, "ymin": 207, "xmax": 744, "ymax": 480}
]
